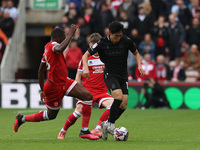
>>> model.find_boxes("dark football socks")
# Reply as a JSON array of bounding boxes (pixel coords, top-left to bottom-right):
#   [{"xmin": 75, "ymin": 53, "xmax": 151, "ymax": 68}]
[
  {"xmin": 108, "ymin": 99, "xmax": 122, "ymax": 123},
  {"xmin": 115, "ymin": 108, "xmax": 125, "ymax": 121}
]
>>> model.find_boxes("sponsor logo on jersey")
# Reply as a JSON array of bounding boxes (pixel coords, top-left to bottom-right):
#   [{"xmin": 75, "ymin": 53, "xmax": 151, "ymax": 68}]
[{"xmin": 92, "ymin": 43, "xmax": 98, "ymax": 49}]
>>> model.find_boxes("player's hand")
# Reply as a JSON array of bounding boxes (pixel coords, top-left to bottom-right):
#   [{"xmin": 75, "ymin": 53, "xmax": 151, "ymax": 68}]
[
  {"xmin": 138, "ymin": 66, "xmax": 145, "ymax": 77},
  {"xmin": 82, "ymin": 68, "xmax": 90, "ymax": 78},
  {"xmin": 69, "ymin": 24, "xmax": 78, "ymax": 34},
  {"xmin": 40, "ymin": 91, "xmax": 46, "ymax": 104}
]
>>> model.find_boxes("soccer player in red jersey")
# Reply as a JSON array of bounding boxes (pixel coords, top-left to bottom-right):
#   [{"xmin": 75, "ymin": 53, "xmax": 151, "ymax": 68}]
[
  {"xmin": 14, "ymin": 24, "xmax": 93, "ymax": 133},
  {"xmin": 57, "ymin": 33, "xmax": 114, "ymax": 140}
]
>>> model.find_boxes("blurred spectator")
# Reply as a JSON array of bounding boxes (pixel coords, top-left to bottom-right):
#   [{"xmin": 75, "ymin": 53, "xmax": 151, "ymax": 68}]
[
  {"xmin": 175, "ymin": 0, "xmax": 193, "ymax": 29},
  {"xmin": 83, "ymin": 7, "xmax": 93, "ymax": 24},
  {"xmin": 0, "ymin": 0, "xmax": 7, "ymax": 12},
  {"xmin": 55, "ymin": 16, "xmax": 69, "ymax": 30},
  {"xmin": 65, "ymin": 8, "xmax": 78, "ymax": 25},
  {"xmin": 0, "ymin": 10, "xmax": 3, "ymax": 22},
  {"xmin": 150, "ymin": 0, "xmax": 166, "ymax": 19},
  {"xmin": 5, "ymin": 0, "xmax": 18, "ymax": 23},
  {"xmin": 90, "ymin": 1, "xmax": 114, "ymax": 35},
  {"xmin": 104, "ymin": 27, "xmax": 109, "ymax": 36},
  {"xmin": 64, "ymin": 39, "xmax": 83, "ymax": 79},
  {"xmin": 118, "ymin": 9, "xmax": 132, "ymax": 37},
  {"xmin": 143, "ymin": 1, "xmax": 156, "ymax": 23},
  {"xmin": 186, "ymin": 17, "xmax": 200, "ymax": 49},
  {"xmin": 73, "ymin": 28, "xmax": 88, "ymax": 53},
  {"xmin": 118, "ymin": 0, "xmax": 137, "ymax": 25},
  {"xmin": 0, "ymin": 28, "xmax": 8, "ymax": 63},
  {"xmin": 139, "ymin": 33, "xmax": 155, "ymax": 60},
  {"xmin": 0, "ymin": 11, "xmax": 14, "ymax": 38},
  {"xmin": 135, "ymin": 53, "xmax": 157, "ymax": 82},
  {"xmin": 151, "ymin": 16, "xmax": 168, "ymax": 58},
  {"xmin": 132, "ymin": 0, "xmax": 144, "ymax": 5},
  {"xmin": 156, "ymin": 55, "xmax": 171, "ymax": 81},
  {"xmin": 164, "ymin": 0, "xmax": 176, "ymax": 18},
  {"xmin": 133, "ymin": 5, "xmax": 153, "ymax": 43},
  {"xmin": 110, "ymin": 0, "xmax": 124, "ymax": 18},
  {"xmin": 189, "ymin": 0, "xmax": 200, "ymax": 17},
  {"xmin": 66, "ymin": 0, "xmax": 82, "ymax": 9},
  {"xmin": 81, "ymin": 0, "xmax": 96, "ymax": 11},
  {"xmin": 140, "ymin": 78, "xmax": 170, "ymax": 109},
  {"xmin": 76, "ymin": 16, "xmax": 90, "ymax": 37},
  {"xmin": 130, "ymin": 29, "xmax": 140, "ymax": 46},
  {"xmin": 184, "ymin": 44, "xmax": 200, "ymax": 71},
  {"xmin": 170, "ymin": 58, "xmax": 186, "ymax": 82},
  {"xmin": 166, "ymin": 13, "xmax": 185, "ymax": 60},
  {"xmin": 64, "ymin": 26, "xmax": 70, "ymax": 35}
]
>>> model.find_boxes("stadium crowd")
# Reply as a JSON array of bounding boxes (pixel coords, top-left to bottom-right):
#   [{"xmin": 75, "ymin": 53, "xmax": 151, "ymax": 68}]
[
  {"xmin": 0, "ymin": 0, "xmax": 18, "ymax": 63},
  {"xmin": 55, "ymin": 0, "xmax": 200, "ymax": 82}
]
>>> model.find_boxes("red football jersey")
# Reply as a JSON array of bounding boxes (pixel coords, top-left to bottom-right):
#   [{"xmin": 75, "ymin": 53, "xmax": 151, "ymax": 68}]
[
  {"xmin": 41, "ymin": 41, "xmax": 67, "ymax": 85},
  {"xmin": 135, "ymin": 60, "xmax": 157, "ymax": 81},
  {"xmin": 78, "ymin": 55, "xmax": 107, "ymax": 94}
]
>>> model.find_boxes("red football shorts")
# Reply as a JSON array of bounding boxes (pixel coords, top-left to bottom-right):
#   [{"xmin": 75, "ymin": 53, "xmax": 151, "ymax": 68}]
[
  {"xmin": 77, "ymin": 92, "xmax": 113, "ymax": 109},
  {"xmin": 44, "ymin": 77, "xmax": 77, "ymax": 110}
]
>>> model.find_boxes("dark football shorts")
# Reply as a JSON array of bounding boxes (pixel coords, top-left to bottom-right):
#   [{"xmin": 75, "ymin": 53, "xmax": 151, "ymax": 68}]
[{"xmin": 104, "ymin": 73, "xmax": 128, "ymax": 95}]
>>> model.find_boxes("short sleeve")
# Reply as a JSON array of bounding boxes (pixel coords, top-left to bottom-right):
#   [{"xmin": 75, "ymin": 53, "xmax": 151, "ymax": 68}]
[
  {"xmin": 77, "ymin": 60, "xmax": 83, "ymax": 71},
  {"xmin": 41, "ymin": 53, "xmax": 46, "ymax": 63},
  {"xmin": 127, "ymin": 37, "xmax": 136, "ymax": 53}
]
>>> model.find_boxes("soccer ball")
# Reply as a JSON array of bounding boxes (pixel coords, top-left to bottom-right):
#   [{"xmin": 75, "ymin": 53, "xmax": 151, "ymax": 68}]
[{"xmin": 113, "ymin": 127, "xmax": 129, "ymax": 141}]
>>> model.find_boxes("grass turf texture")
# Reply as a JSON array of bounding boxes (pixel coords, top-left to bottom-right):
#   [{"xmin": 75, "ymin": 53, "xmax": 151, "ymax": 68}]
[{"xmin": 0, "ymin": 108, "xmax": 200, "ymax": 150}]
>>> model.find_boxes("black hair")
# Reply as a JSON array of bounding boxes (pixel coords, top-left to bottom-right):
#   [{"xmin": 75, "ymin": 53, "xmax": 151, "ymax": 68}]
[
  {"xmin": 51, "ymin": 28, "xmax": 65, "ymax": 40},
  {"xmin": 108, "ymin": 21, "xmax": 124, "ymax": 34}
]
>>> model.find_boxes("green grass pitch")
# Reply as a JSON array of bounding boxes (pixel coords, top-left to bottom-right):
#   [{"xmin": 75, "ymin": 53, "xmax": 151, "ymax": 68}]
[{"xmin": 0, "ymin": 108, "xmax": 200, "ymax": 150}]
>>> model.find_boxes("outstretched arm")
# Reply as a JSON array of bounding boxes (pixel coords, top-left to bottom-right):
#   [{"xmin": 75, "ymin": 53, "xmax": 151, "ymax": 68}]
[
  {"xmin": 133, "ymin": 49, "xmax": 144, "ymax": 77},
  {"xmin": 82, "ymin": 51, "xmax": 91, "ymax": 78},
  {"xmin": 54, "ymin": 24, "xmax": 77, "ymax": 52}
]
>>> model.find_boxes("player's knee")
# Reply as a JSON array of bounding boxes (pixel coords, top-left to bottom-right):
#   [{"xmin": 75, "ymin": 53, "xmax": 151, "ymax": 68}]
[
  {"xmin": 115, "ymin": 95, "xmax": 123, "ymax": 101},
  {"xmin": 120, "ymin": 103, "xmax": 127, "ymax": 110}
]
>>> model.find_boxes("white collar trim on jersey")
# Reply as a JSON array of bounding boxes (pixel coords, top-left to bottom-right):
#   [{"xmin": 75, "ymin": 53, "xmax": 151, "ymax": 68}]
[{"xmin": 92, "ymin": 55, "xmax": 99, "ymax": 58}]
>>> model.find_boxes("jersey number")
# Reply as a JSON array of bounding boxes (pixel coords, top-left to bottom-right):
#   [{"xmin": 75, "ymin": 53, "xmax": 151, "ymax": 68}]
[{"xmin": 44, "ymin": 55, "xmax": 50, "ymax": 70}]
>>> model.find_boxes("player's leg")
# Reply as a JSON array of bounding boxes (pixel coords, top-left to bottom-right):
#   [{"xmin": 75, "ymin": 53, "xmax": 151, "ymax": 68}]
[
  {"xmin": 58, "ymin": 103, "xmax": 82, "ymax": 139},
  {"xmin": 67, "ymin": 82, "xmax": 93, "ymax": 101},
  {"xmin": 101, "ymin": 77, "xmax": 123, "ymax": 140},
  {"xmin": 14, "ymin": 108, "xmax": 59, "ymax": 132},
  {"xmin": 78, "ymin": 100, "xmax": 99, "ymax": 140},
  {"xmin": 91, "ymin": 99, "xmax": 113, "ymax": 137},
  {"xmin": 114, "ymin": 79, "xmax": 129, "ymax": 121},
  {"xmin": 116, "ymin": 94, "xmax": 128, "ymax": 120}
]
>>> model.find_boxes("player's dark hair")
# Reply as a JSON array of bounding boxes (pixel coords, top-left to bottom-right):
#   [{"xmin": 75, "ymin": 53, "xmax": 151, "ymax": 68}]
[
  {"xmin": 51, "ymin": 28, "xmax": 65, "ymax": 40},
  {"xmin": 108, "ymin": 21, "xmax": 124, "ymax": 34},
  {"xmin": 89, "ymin": 33, "xmax": 102, "ymax": 43}
]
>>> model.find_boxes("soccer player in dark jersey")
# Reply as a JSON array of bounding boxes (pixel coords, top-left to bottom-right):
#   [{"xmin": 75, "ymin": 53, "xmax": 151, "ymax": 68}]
[
  {"xmin": 14, "ymin": 24, "xmax": 93, "ymax": 133},
  {"xmin": 82, "ymin": 21, "xmax": 145, "ymax": 140}
]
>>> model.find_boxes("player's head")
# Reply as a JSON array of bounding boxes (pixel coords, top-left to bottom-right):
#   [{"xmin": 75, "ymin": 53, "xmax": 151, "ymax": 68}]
[
  {"xmin": 108, "ymin": 21, "xmax": 124, "ymax": 44},
  {"xmin": 89, "ymin": 33, "xmax": 102, "ymax": 46},
  {"xmin": 51, "ymin": 28, "xmax": 66, "ymax": 43}
]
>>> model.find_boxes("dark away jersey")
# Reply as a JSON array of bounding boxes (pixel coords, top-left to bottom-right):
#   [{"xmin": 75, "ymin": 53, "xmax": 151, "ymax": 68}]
[{"xmin": 88, "ymin": 35, "xmax": 136, "ymax": 78}]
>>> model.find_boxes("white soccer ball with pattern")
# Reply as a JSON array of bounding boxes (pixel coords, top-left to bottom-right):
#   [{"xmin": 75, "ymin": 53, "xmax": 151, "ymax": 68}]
[{"xmin": 113, "ymin": 127, "xmax": 129, "ymax": 141}]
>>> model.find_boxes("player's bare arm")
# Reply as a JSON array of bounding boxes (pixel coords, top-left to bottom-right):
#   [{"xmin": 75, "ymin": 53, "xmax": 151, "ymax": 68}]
[
  {"xmin": 54, "ymin": 24, "xmax": 77, "ymax": 52},
  {"xmin": 38, "ymin": 62, "xmax": 47, "ymax": 103},
  {"xmin": 82, "ymin": 51, "xmax": 91, "ymax": 78},
  {"xmin": 75, "ymin": 70, "xmax": 83, "ymax": 84},
  {"xmin": 133, "ymin": 49, "xmax": 145, "ymax": 77}
]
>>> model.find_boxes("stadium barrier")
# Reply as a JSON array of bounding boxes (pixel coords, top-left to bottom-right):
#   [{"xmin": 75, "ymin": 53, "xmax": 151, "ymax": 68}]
[{"xmin": 0, "ymin": 82, "xmax": 200, "ymax": 109}]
